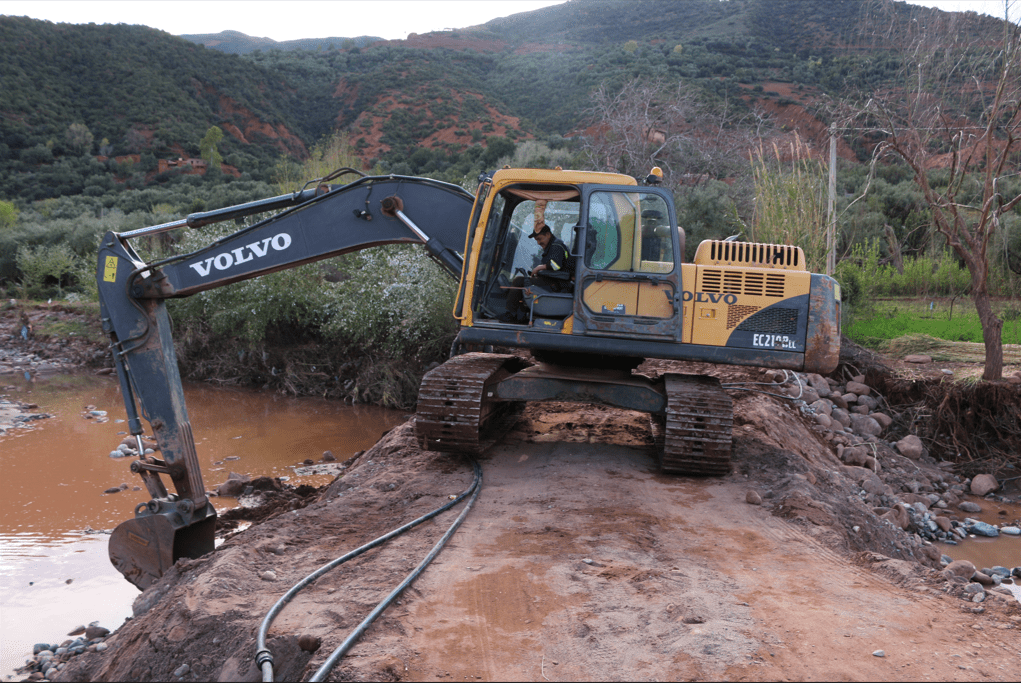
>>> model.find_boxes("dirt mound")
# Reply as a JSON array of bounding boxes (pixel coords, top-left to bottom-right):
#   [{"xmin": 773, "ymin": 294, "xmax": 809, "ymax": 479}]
[{"xmin": 51, "ymin": 379, "xmax": 1020, "ymax": 682}]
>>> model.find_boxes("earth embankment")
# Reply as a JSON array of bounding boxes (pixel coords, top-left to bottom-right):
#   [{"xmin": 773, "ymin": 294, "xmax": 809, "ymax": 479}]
[{"xmin": 51, "ymin": 395, "xmax": 1020, "ymax": 682}]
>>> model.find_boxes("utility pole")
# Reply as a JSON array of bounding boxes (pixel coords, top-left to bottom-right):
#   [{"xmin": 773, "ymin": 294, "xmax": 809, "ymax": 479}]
[{"xmin": 826, "ymin": 124, "xmax": 837, "ymax": 276}]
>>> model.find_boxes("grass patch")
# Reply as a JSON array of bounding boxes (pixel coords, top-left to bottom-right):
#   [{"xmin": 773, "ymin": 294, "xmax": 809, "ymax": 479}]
[
  {"xmin": 846, "ymin": 297, "xmax": 1021, "ymax": 348},
  {"xmin": 35, "ymin": 315, "xmax": 105, "ymax": 344}
]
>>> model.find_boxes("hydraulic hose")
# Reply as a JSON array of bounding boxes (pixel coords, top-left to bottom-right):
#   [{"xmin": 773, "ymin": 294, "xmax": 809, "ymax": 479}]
[{"xmin": 257, "ymin": 458, "xmax": 482, "ymax": 682}]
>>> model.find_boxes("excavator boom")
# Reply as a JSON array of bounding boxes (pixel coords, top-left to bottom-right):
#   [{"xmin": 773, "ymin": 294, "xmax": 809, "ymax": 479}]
[{"xmin": 97, "ymin": 174, "xmax": 474, "ymax": 589}]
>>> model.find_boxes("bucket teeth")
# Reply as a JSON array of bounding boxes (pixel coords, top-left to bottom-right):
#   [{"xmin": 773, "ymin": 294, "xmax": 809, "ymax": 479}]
[
  {"xmin": 415, "ymin": 353, "xmax": 522, "ymax": 454},
  {"xmin": 660, "ymin": 374, "xmax": 733, "ymax": 476}
]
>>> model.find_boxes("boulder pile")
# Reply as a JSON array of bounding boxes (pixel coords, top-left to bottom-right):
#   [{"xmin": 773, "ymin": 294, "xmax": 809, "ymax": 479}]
[{"xmin": 15, "ymin": 624, "xmax": 111, "ymax": 681}]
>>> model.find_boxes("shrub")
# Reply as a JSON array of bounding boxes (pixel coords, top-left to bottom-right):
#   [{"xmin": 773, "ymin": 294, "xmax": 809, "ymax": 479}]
[{"xmin": 16, "ymin": 243, "xmax": 78, "ymax": 298}]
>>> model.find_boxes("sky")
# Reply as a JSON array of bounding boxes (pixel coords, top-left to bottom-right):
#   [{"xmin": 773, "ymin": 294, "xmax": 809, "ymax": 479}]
[{"xmin": 0, "ymin": 0, "xmax": 1014, "ymax": 41}]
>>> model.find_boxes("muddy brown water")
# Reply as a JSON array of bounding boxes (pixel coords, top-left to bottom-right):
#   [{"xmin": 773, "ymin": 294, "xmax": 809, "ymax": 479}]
[
  {"xmin": 937, "ymin": 498, "xmax": 1021, "ymax": 573},
  {"xmin": 0, "ymin": 372, "xmax": 403, "ymax": 680}
]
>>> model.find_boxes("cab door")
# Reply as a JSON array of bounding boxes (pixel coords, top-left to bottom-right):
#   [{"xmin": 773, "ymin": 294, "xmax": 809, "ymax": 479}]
[{"xmin": 573, "ymin": 186, "xmax": 682, "ymax": 341}]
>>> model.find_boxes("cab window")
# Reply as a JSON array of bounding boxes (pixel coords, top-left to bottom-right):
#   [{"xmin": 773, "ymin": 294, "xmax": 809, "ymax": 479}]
[{"xmin": 585, "ymin": 192, "xmax": 673, "ymax": 273}]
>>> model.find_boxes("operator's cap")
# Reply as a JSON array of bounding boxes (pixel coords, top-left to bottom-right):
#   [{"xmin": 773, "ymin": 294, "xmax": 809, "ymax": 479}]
[
  {"xmin": 529, "ymin": 223, "xmax": 552, "ymax": 239},
  {"xmin": 529, "ymin": 200, "xmax": 550, "ymax": 239}
]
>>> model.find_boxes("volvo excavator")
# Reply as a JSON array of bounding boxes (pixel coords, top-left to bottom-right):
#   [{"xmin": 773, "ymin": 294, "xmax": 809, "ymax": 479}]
[{"xmin": 97, "ymin": 166, "xmax": 841, "ymax": 589}]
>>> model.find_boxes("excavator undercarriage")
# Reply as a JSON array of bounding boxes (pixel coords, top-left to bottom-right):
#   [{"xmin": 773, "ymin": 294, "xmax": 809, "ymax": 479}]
[{"xmin": 415, "ymin": 352, "xmax": 734, "ymax": 475}]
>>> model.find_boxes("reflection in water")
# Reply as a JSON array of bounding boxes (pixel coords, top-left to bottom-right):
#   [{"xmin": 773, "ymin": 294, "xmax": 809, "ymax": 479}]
[{"xmin": 0, "ymin": 371, "xmax": 404, "ymax": 679}]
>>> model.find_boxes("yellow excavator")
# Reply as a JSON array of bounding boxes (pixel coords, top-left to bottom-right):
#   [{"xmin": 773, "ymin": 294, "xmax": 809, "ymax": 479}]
[{"xmin": 97, "ymin": 166, "xmax": 840, "ymax": 589}]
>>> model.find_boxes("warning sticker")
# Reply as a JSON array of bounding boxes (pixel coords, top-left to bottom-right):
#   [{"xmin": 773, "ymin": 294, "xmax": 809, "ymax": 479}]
[{"xmin": 103, "ymin": 256, "xmax": 118, "ymax": 283}]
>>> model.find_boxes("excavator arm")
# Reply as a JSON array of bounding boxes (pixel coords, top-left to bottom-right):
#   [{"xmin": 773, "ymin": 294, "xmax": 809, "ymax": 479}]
[{"xmin": 97, "ymin": 174, "xmax": 475, "ymax": 589}]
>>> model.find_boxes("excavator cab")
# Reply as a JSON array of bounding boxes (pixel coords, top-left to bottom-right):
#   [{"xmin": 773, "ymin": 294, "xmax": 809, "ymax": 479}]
[{"xmin": 459, "ymin": 170, "xmax": 685, "ymax": 344}]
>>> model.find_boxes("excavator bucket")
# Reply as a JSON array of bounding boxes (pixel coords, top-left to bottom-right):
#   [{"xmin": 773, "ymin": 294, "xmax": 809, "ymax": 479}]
[{"xmin": 109, "ymin": 502, "xmax": 217, "ymax": 590}]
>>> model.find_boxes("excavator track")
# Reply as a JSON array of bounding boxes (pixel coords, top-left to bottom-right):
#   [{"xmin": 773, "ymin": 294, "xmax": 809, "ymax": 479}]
[
  {"xmin": 659, "ymin": 374, "xmax": 733, "ymax": 476},
  {"xmin": 415, "ymin": 353, "xmax": 525, "ymax": 454}
]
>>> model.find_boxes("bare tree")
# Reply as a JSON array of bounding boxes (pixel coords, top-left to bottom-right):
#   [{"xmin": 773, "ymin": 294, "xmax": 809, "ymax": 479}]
[
  {"xmin": 851, "ymin": 0, "xmax": 1021, "ymax": 380},
  {"xmin": 580, "ymin": 78, "xmax": 762, "ymax": 186}
]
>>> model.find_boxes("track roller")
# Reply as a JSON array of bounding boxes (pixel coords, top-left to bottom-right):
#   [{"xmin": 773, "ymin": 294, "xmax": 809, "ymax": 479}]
[{"xmin": 415, "ymin": 353, "xmax": 526, "ymax": 454}]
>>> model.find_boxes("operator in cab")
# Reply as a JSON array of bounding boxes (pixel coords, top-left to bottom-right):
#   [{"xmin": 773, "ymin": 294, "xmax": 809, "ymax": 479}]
[
  {"xmin": 529, "ymin": 221, "xmax": 572, "ymax": 290},
  {"xmin": 502, "ymin": 200, "xmax": 575, "ymax": 323}
]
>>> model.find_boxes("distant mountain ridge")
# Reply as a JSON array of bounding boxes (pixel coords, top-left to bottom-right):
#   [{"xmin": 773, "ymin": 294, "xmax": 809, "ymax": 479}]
[{"xmin": 180, "ymin": 30, "xmax": 382, "ymax": 55}]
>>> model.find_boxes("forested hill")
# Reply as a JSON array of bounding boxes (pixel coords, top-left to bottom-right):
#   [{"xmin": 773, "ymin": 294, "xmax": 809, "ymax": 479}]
[
  {"xmin": 0, "ymin": 0, "xmax": 1002, "ymax": 204},
  {"xmin": 179, "ymin": 30, "xmax": 382, "ymax": 55}
]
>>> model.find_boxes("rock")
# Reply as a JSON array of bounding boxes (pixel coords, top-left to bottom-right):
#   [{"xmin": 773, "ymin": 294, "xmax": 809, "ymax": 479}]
[
  {"xmin": 957, "ymin": 501, "xmax": 982, "ymax": 513},
  {"xmin": 67, "ymin": 625, "xmax": 86, "ymax": 636},
  {"xmin": 895, "ymin": 435, "xmax": 924, "ymax": 460},
  {"xmin": 322, "ymin": 450, "xmax": 336, "ymax": 462},
  {"xmin": 800, "ymin": 385, "xmax": 821, "ymax": 404},
  {"xmin": 873, "ymin": 650, "xmax": 885, "ymax": 657},
  {"xmin": 904, "ymin": 354, "xmax": 932, "ymax": 364},
  {"xmin": 298, "ymin": 634, "xmax": 322, "ymax": 652},
  {"xmin": 972, "ymin": 571, "xmax": 995, "ymax": 586},
  {"xmin": 970, "ymin": 474, "xmax": 999, "ymax": 496},
  {"xmin": 815, "ymin": 413, "xmax": 833, "ymax": 428},
  {"xmin": 103, "ymin": 487, "xmax": 122, "ymax": 494},
  {"xmin": 966, "ymin": 521, "xmax": 999, "ymax": 537},
  {"xmin": 805, "ymin": 373, "xmax": 831, "ymax": 397},
  {"xmin": 989, "ymin": 566, "xmax": 1010, "ymax": 577},
  {"xmin": 95, "ymin": 642, "xmax": 108, "ymax": 652},
  {"xmin": 871, "ymin": 412, "xmax": 893, "ymax": 430},
  {"xmin": 846, "ymin": 381, "xmax": 871, "ymax": 396},
  {"xmin": 260, "ymin": 571, "xmax": 277, "ymax": 581},
  {"xmin": 33, "ymin": 643, "xmax": 52, "ymax": 655},
  {"xmin": 934, "ymin": 516, "xmax": 952, "ymax": 533},
  {"xmin": 941, "ymin": 559, "xmax": 976, "ymax": 581},
  {"xmin": 963, "ymin": 582, "xmax": 985, "ymax": 595},
  {"xmin": 849, "ymin": 413, "xmax": 882, "ymax": 436},
  {"xmin": 831, "ymin": 408, "xmax": 852, "ymax": 429},
  {"xmin": 857, "ymin": 395, "xmax": 879, "ymax": 411},
  {"xmin": 1000, "ymin": 526, "xmax": 1020, "ymax": 536},
  {"xmin": 746, "ymin": 490, "xmax": 762, "ymax": 505},
  {"xmin": 85, "ymin": 624, "xmax": 110, "ymax": 640},
  {"xmin": 881, "ymin": 503, "xmax": 910, "ymax": 530},
  {"xmin": 850, "ymin": 405, "xmax": 870, "ymax": 415},
  {"xmin": 216, "ymin": 472, "xmax": 251, "ymax": 497},
  {"xmin": 841, "ymin": 392, "xmax": 859, "ymax": 405},
  {"xmin": 173, "ymin": 663, "xmax": 190, "ymax": 677},
  {"xmin": 861, "ymin": 472, "xmax": 885, "ymax": 496},
  {"xmin": 899, "ymin": 493, "xmax": 931, "ymax": 508},
  {"xmin": 810, "ymin": 399, "xmax": 832, "ymax": 416},
  {"xmin": 830, "ymin": 394, "xmax": 849, "ymax": 410},
  {"xmin": 841, "ymin": 446, "xmax": 868, "ymax": 467}
]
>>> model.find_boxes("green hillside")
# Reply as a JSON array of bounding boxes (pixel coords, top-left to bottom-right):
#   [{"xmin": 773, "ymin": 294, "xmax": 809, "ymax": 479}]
[{"xmin": 0, "ymin": 0, "xmax": 1006, "ymax": 206}]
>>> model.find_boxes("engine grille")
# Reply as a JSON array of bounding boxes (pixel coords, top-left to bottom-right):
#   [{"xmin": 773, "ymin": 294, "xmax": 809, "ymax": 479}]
[
  {"xmin": 695, "ymin": 240, "xmax": 805, "ymax": 270},
  {"xmin": 735, "ymin": 307, "xmax": 800, "ymax": 334},
  {"xmin": 701, "ymin": 270, "xmax": 787, "ymax": 298}
]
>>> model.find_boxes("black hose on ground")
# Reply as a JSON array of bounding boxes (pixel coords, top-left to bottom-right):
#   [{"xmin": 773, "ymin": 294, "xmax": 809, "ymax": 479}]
[{"xmin": 257, "ymin": 458, "xmax": 482, "ymax": 683}]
